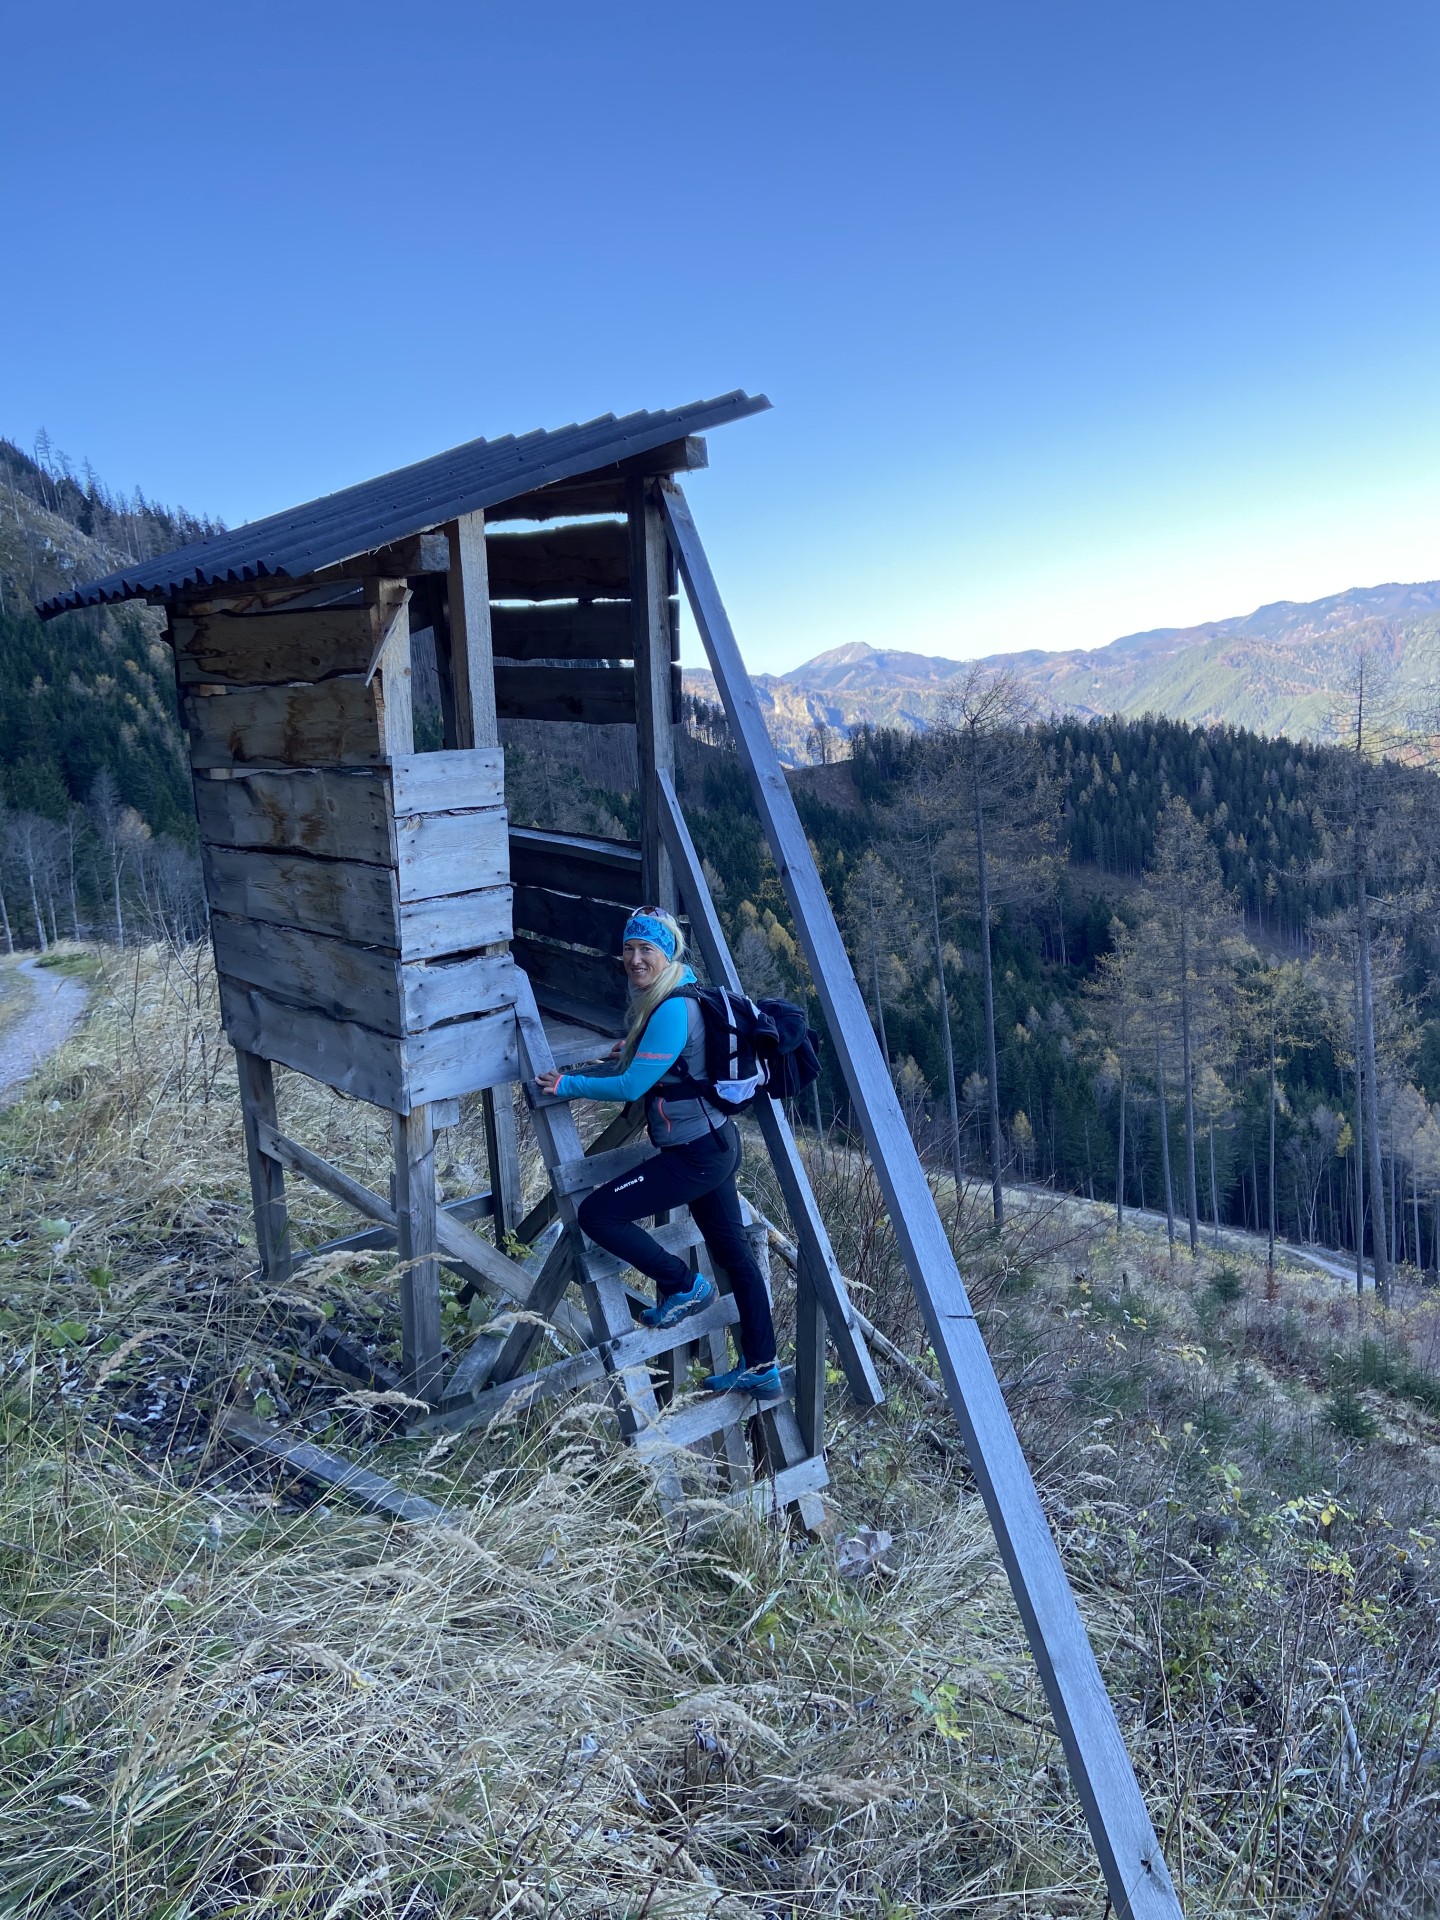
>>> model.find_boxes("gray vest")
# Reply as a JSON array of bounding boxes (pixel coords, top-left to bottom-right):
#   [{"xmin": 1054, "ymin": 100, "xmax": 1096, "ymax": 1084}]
[{"xmin": 646, "ymin": 999, "xmax": 728, "ymax": 1147}]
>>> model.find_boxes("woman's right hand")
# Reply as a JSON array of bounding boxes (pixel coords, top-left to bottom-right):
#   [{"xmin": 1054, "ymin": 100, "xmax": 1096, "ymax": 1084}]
[{"xmin": 535, "ymin": 1069, "xmax": 563, "ymax": 1095}]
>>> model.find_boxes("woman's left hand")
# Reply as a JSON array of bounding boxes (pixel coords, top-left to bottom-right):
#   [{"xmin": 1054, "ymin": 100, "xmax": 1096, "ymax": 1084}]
[{"xmin": 535, "ymin": 1069, "xmax": 563, "ymax": 1095}]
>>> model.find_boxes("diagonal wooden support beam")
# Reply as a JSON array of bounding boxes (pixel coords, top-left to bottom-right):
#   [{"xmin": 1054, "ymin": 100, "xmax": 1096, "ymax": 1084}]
[
  {"xmin": 255, "ymin": 1123, "xmax": 538, "ymax": 1309},
  {"xmin": 661, "ymin": 483, "xmax": 1181, "ymax": 1920},
  {"xmin": 655, "ymin": 768, "xmax": 884, "ymax": 1409},
  {"xmin": 421, "ymin": 1292, "xmax": 744, "ymax": 1437}
]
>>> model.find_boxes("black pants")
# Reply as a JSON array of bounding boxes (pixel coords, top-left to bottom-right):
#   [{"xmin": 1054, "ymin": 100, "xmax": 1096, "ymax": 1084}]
[{"xmin": 577, "ymin": 1124, "xmax": 778, "ymax": 1369}]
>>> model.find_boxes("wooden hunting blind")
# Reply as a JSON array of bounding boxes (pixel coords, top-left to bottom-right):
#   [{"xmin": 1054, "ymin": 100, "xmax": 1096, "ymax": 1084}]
[{"xmin": 42, "ymin": 395, "xmax": 1182, "ymax": 1919}]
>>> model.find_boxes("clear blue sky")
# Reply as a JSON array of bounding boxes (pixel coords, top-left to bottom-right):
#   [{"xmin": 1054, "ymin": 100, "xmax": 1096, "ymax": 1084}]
[{"xmin": 5, "ymin": 2, "xmax": 1438, "ymax": 672}]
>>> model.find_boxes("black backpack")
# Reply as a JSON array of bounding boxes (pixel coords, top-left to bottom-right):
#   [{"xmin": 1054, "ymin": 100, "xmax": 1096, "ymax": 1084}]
[{"xmin": 665, "ymin": 985, "xmax": 821, "ymax": 1112}]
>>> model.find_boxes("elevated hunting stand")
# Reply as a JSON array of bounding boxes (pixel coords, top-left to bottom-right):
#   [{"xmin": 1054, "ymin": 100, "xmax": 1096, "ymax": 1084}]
[{"xmin": 42, "ymin": 394, "xmax": 1181, "ymax": 1918}]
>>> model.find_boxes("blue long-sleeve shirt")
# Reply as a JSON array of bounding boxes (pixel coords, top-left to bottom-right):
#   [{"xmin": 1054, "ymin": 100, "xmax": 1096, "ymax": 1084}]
[{"xmin": 555, "ymin": 993, "xmax": 691, "ymax": 1103}]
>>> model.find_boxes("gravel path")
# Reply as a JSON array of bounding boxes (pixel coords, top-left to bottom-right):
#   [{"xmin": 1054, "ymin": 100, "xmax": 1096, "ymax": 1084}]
[{"xmin": 0, "ymin": 958, "xmax": 90, "ymax": 1107}]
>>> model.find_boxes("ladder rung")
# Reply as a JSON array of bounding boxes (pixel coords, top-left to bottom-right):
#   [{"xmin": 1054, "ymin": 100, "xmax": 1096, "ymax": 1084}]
[
  {"xmin": 726, "ymin": 1453, "xmax": 828, "ymax": 1516},
  {"xmin": 634, "ymin": 1368, "xmax": 796, "ymax": 1451},
  {"xmin": 553, "ymin": 1141, "xmax": 653, "ymax": 1198}
]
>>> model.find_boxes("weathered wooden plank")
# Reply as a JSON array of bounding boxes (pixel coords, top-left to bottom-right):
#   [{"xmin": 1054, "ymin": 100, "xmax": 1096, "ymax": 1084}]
[
  {"xmin": 211, "ymin": 913, "xmax": 514, "ymax": 1035},
  {"xmin": 216, "ymin": 1410, "xmax": 444, "ymax": 1521},
  {"xmin": 446, "ymin": 1228, "xmax": 575, "ymax": 1399},
  {"xmin": 508, "ymin": 826, "xmax": 642, "ymax": 904},
  {"xmin": 203, "ymin": 845, "xmax": 400, "ymax": 948},
  {"xmin": 183, "ymin": 678, "xmax": 384, "ymax": 769},
  {"xmin": 394, "ymin": 1105, "xmax": 443, "ymax": 1400},
  {"xmin": 222, "ymin": 983, "xmax": 405, "ymax": 1105},
  {"xmin": 446, "ymin": 512, "xmax": 498, "ymax": 750},
  {"xmin": 391, "ymin": 746, "xmax": 504, "ymax": 815},
  {"xmin": 193, "ymin": 767, "xmax": 397, "ymax": 863},
  {"xmin": 220, "ymin": 980, "xmax": 518, "ymax": 1111},
  {"xmin": 527, "ymin": 983, "xmax": 627, "ymax": 1038},
  {"xmin": 511, "ymin": 883, "xmax": 630, "ymax": 955},
  {"xmin": 371, "ymin": 579, "xmax": 414, "ymax": 758},
  {"xmin": 395, "ymin": 807, "xmax": 509, "ymax": 903},
  {"xmin": 482, "ymin": 1086, "xmax": 524, "ymax": 1244},
  {"xmin": 663, "ymin": 486, "xmax": 1180, "ymax": 1920},
  {"xmin": 552, "ymin": 1140, "xmax": 653, "ymax": 1198},
  {"xmin": 172, "ymin": 607, "xmax": 375, "ymax": 686},
  {"xmin": 494, "ymin": 663, "xmax": 636, "ymax": 725},
  {"xmin": 296, "ymin": 1187, "xmax": 494, "ymax": 1268},
  {"xmin": 634, "ymin": 1369, "xmax": 797, "ymax": 1452},
  {"xmin": 629, "ymin": 478, "xmax": 678, "ymax": 910},
  {"xmin": 486, "ymin": 521, "xmax": 629, "ymax": 600},
  {"xmin": 430, "ymin": 1289, "xmax": 741, "ymax": 1432},
  {"xmin": 792, "ymin": 1257, "xmax": 827, "ymax": 1458},
  {"xmin": 257, "ymin": 1122, "xmax": 535, "ymax": 1307},
  {"xmin": 655, "ymin": 769, "xmax": 884, "ymax": 1407},
  {"xmin": 398, "ymin": 886, "xmax": 512, "ymax": 962},
  {"xmin": 236, "ymin": 1048, "xmax": 291, "ymax": 1283},
  {"xmin": 405, "ymin": 1007, "xmax": 520, "ymax": 1107},
  {"xmin": 491, "ymin": 600, "xmax": 634, "ymax": 662},
  {"xmin": 727, "ymin": 1454, "xmax": 829, "ymax": 1519},
  {"xmin": 512, "ymin": 936, "xmax": 626, "ymax": 1014}
]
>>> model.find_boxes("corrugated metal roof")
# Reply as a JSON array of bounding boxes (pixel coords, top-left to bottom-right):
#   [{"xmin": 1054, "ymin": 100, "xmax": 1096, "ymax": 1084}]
[{"xmin": 37, "ymin": 390, "xmax": 770, "ymax": 619}]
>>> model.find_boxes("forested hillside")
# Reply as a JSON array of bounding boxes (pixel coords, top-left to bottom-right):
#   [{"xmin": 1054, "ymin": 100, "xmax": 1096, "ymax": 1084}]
[
  {"xmin": 0, "ymin": 436, "xmax": 218, "ymax": 946},
  {"xmin": 674, "ymin": 697, "xmax": 1440, "ymax": 1282}
]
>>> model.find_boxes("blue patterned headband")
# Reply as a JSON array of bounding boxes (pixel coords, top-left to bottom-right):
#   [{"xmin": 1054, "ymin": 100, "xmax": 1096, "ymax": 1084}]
[{"xmin": 623, "ymin": 912, "xmax": 677, "ymax": 959}]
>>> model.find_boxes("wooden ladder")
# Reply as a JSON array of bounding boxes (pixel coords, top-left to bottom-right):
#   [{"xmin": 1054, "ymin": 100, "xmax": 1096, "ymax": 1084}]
[{"xmin": 428, "ymin": 969, "xmax": 833, "ymax": 1523}]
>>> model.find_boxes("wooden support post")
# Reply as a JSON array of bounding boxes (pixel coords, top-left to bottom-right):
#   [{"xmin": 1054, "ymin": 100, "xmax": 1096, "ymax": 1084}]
[
  {"xmin": 792, "ymin": 1260, "xmax": 827, "ymax": 1459},
  {"xmin": 445, "ymin": 511, "xmax": 498, "ymax": 750},
  {"xmin": 368, "ymin": 577, "xmax": 414, "ymax": 757},
  {"xmin": 661, "ymin": 484, "xmax": 1181, "ymax": 1920},
  {"xmin": 256, "ymin": 1121, "xmax": 536, "ymax": 1307},
  {"xmin": 236, "ymin": 1047, "xmax": 291, "ymax": 1283},
  {"xmin": 392, "ymin": 1105, "xmax": 443, "ymax": 1402},
  {"xmin": 482, "ymin": 1086, "xmax": 524, "ymax": 1244},
  {"xmin": 656, "ymin": 769, "xmax": 883, "ymax": 1407},
  {"xmin": 628, "ymin": 477, "xmax": 677, "ymax": 912}
]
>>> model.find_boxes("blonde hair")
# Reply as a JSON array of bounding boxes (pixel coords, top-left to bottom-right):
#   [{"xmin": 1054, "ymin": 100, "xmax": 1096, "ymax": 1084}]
[{"xmin": 618, "ymin": 909, "xmax": 688, "ymax": 1068}]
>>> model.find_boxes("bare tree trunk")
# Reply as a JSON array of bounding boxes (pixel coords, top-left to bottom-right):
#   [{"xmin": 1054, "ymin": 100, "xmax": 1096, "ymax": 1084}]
[
  {"xmin": 972, "ymin": 746, "xmax": 1004, "ymax": 1226},
  {"xmin": 1156, "ymin": 1031, "xmax": 1176, "ymax": 1253},
  {"xmin": 1267, "ymin": 1000, "xmax": 1278, "ymax": 1277},
  {"xmin": 928, "ymin": 858, "xmax": 964, "ymax": 1196},
  {"xmin": 1209, "ymin": 1119, "xmax": 1221, "ymax": 1245},
  {"xmin": 24, "ymin": 852, "xmax": 48, "ymax": 954},
  {"xmin": 1354, "ymin": 693, "xmax": 1391, "ymax": 1301},
  {"xmin": 1179, "ymin": 914, "xmax": 1199, "ymax": 1252},
  {"xmin": 1412, "ymin": 1164, "xmax": 1422, "ymax": 1278},
  {"xmin": 863, "ymin": 863, "xmax": 891, "ymax": 1069},
  {"xmin": 0, "ymin": 881, "xmax": 12, "ymax": 954},
  {"xmin": 1115, "ymin": 1032, "xmax": 1127, "ymax": 1235},
  {"xmin": 1352, "ymin": 1063, "xmax": 1366, "ymax": 1295}
]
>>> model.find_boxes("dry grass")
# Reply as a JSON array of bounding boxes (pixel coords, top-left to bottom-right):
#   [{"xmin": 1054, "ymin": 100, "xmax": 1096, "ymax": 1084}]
[{"xmin": 3, "ymin": 945, "xmax": 1440, "ymax": 1915}]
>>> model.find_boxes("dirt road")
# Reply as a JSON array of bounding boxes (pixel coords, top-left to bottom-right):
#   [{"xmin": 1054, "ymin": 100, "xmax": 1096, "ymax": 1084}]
[{"xmin": 0, "ymin": 958, "xmax": 90, "ymax": 1107}]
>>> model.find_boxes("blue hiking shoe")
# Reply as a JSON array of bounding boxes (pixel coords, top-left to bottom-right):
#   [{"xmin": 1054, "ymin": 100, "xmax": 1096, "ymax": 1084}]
[
  {"xmin": 701, "ymin": 1361, "xmax": 784, "ymax": 1399},
  {"xmin": 641, "ymin": 1275, "xmax": 716, "ymax": 1330}
]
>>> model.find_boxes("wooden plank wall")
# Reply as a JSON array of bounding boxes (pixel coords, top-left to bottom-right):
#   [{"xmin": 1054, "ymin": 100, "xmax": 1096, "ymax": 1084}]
[
  {"xmin": 177, "ymin": 584, "xmax": 520, "ymax": 1111},
  {"xmin": 486, "ymin": 519, "xmax": 679, "ymax": 727}
]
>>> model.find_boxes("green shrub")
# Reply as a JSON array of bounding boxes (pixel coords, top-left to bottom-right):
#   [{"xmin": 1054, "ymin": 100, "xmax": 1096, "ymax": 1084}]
[
  {"xmin": 1324, "ymin": 1386, "xmax": 1379, "ymax": 1441},
  {"xmin": 1205, "ymin": 1263, "xmax": 1245, "ymax": 1308}
]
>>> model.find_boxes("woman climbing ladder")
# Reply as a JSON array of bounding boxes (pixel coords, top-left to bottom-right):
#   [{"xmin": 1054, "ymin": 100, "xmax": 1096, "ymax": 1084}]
[{"xmin": 534, "ymin": 908, "xmax": 782, "ymax": 1398}]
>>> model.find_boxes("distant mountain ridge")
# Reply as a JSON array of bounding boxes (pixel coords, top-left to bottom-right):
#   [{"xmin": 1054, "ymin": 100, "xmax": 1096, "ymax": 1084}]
[{"xmin": 684, "ymin": 579, "xmax": 1440, "ymax": 761}]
